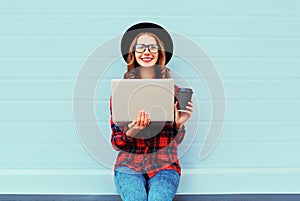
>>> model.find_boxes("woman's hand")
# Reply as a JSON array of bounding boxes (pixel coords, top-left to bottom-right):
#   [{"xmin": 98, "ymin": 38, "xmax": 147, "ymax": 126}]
[
  {"xmin": 174, "ymin": 101, "xmax": 193, "ymax": 130},
  {"xmin": 126, "ymin": 110, "xmax": 151, "ymax": 137}
]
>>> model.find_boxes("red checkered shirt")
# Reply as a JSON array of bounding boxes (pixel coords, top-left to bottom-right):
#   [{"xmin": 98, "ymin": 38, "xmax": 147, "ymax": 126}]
[{"xmin": 110, "ymin": 86, "xmax": 186, "ymax": 178}]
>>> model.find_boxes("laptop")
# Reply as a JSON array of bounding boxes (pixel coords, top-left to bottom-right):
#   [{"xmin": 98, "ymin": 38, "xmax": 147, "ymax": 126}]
[{"xmin": 111, "ymin": 79, "xmax": 174, "ymax": 123}]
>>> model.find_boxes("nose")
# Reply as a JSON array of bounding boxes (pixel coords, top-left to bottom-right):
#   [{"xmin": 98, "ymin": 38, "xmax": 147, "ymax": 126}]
[{"xmin": 144, "ymin": 47, "xmax": 151, "ymax": 54}]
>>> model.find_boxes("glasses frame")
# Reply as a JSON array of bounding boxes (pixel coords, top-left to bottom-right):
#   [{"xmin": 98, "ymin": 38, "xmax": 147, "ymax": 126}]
[{"xmin": 134, "ymin": 44, "xmax": 159, "ymax": 53}]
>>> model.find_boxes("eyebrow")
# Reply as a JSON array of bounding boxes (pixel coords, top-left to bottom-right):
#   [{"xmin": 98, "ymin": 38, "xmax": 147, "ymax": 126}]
[{"xmin": 135, "ymin": 43, "xmax": 158, "ymax": 45}]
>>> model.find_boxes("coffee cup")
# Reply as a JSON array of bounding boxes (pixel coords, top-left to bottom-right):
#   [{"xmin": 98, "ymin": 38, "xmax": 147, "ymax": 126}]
[{"xmin": 177, "ymin": 88, "xmax": 193, "ymax": 112}]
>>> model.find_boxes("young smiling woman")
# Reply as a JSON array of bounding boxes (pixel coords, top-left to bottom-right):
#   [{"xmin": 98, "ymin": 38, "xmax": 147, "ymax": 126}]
[
  {"xmin": 124, "ymin": 31, "xmax": 168, "ymax": 79},
  {"xmin": 110, "ymin": 22, "xmax": 193, "ymax": 201}
]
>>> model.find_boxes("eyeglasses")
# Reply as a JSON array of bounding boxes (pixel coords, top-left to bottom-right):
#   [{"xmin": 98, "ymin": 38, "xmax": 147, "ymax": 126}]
[{"xmin": 134, "ymin": 44, "xmax": 159, "ymax": 53}]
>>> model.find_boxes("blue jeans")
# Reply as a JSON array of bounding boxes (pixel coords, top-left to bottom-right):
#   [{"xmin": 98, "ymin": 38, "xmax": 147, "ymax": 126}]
[{"xmin": 114, "ymin": 166, "xmax": 180, "ymax": 201}]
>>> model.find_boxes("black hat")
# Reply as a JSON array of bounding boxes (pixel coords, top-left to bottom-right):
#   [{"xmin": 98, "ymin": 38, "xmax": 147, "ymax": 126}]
[{"xmin": 121, "ymin": 22, "xmax": 173, "ymax": 65}]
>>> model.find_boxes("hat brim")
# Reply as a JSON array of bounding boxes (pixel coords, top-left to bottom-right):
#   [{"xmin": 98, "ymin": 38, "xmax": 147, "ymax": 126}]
[{"xmin": 121, "ymin": 22, "xmax": 173, "ymax": 65}]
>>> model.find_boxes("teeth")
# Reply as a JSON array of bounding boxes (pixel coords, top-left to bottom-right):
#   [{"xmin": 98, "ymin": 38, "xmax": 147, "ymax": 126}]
[{"xmin": 142, "ymin": 58, "xmax": 152, "ymax": 61}]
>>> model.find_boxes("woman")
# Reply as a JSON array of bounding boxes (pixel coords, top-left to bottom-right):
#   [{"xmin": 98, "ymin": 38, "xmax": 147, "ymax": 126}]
[{"xmin": 110, "ymin": 22, "xmax": 193, "ymax": 201}]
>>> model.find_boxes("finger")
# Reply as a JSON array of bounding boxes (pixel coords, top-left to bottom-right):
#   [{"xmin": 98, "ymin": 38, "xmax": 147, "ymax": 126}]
[
  {"xmin": 184, "ymin": 108, "xmax": 193, "ymax": 116},
  {"xmin": 187, "ymin": 101, "xmax": 193, "ymax": 110},
  {"xmin": 185, "ymin": 109, "xmax": 193, "ymax": 115},
  {"xmin": 144, "ymin": 112, "xmax": 151, "ymax": 126},
  {"xmin": 175, "ymin": 101, "xmax": 179, "ymax": 108},
  {"xmin": 186, "ymin": 106, "xmax": 193, "ymax": 112},
  {"xmin": 137, "ymin": 110, "xmax": 145, "ymax": 127},
  {"xmin": 174, "ymin": 101, "xmax": 179, "ymax": 113},
  {"xmin": 137, "ymin": 111, "xmax": 143, "ymax": 126},
  {"xmin": 146, "ymin": 118, "xmax": 151, "ymax": 126},
  {"xmin": 140, "ymin": 110, "xmax": 145, "ymax": 126}
]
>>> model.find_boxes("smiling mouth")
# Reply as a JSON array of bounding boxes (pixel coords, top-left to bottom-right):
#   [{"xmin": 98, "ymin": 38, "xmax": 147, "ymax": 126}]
[{"xmin": 141, "ymin": 58, "xmax": 153, "ymax": 62}]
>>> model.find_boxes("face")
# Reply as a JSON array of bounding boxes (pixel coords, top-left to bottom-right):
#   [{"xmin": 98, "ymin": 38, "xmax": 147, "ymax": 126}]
[{"xmin": 134, "ymin": 34, "xmax": 159, "ymax": 68}]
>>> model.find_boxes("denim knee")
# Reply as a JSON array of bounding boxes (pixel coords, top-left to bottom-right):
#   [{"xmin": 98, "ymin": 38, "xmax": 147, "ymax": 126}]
[
  {"xmin": 114, "ymin": 166, "xmax": 147, "ymax": 201},
  {"xmin": 148, "ymin": 170, "xmax": 180, "ymax": 201}
]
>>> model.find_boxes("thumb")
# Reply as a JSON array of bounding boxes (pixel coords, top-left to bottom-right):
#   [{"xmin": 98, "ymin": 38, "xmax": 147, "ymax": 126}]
[{"xmin": 128, "ymin": 120, "xmax": 137, "ymax": 129}]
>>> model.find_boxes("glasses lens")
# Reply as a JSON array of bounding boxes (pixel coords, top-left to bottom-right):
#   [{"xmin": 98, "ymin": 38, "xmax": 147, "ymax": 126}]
[
  {"xmin": 148, "ymin": 45, "xmax": 158, "ymax": 53},
  {"xmin": 135, "ymin": 44, "xmax": 145, "ymax": 53}
]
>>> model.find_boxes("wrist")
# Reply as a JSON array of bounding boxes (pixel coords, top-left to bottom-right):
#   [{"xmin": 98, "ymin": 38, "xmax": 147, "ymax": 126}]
[
  {"xmin": 175, "ymin": 123, "xmax": 184, "ymax": 131},
  {"xmin": 125, "ymin": 133, "xmax": 133, "ymax": 139},
  {"xmin": 126, "ymin": 127, "xmax": 140, "ymax": 138},
  {"xmin": 125, "ymin": 131, "xmax": 135, "ymax": 139}
]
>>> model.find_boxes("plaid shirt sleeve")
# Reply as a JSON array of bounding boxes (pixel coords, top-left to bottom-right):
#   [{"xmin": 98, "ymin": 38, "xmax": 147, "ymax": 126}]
[
  {"xmin": 109, "ymin": 96, "xmax": 137, "ymax": 152},
  {"xmin": 173, "ymin": 124, "xmax": 186, "ymax": 145},
  {"xmin": 173, "ymin": 85, "xmax": 186, "ymax": 144}
]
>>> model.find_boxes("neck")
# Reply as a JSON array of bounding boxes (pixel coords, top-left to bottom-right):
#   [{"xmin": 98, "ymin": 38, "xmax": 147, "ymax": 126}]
[{"xmin": 139, "ymin": 66, "xmax": 155, "ymax": 79}]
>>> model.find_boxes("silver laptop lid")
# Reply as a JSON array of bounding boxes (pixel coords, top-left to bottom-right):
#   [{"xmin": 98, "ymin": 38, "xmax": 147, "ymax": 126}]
[{"xmin": 111, "ymin": 79, "xmax": 174, "ymax": 123}]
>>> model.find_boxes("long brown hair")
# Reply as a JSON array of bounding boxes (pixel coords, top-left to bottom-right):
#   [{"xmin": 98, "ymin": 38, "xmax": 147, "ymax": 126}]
[{"xmin": 123, "ymin": 32, "xmax": 170, "ymax": 79}]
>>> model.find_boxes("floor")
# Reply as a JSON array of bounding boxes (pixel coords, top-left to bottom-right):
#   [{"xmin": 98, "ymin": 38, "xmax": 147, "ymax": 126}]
[{"xmin": 0, "ymin": 194, "xmax": 299, "ymax": 201}]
